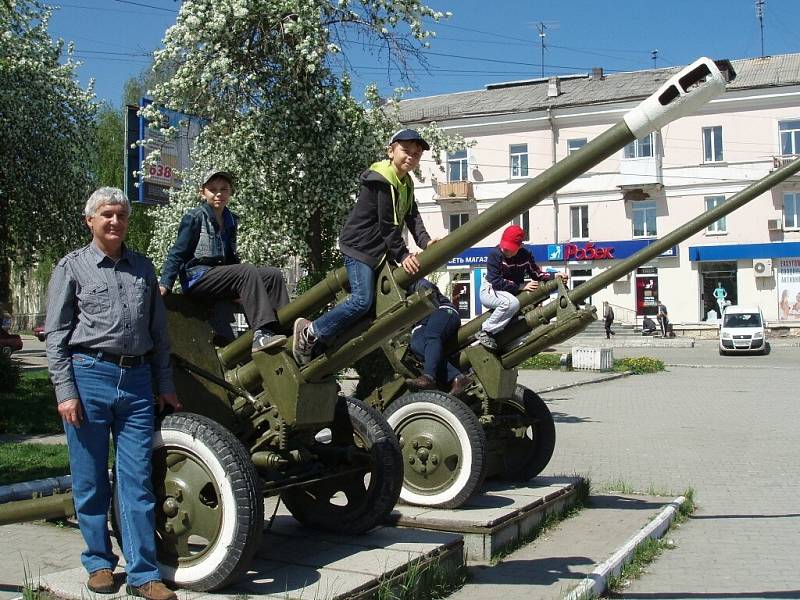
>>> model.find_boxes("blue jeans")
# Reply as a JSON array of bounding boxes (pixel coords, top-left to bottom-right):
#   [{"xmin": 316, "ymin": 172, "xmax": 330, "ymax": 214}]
[
  {"xmin": 312, "ymin": 256, "xmax": 375, "ymax": 343},
  {"xmin": 410, "ymin": 308, "xmax": 461, "ymax": 384},
  {"xmin": 67, "ymin": 353, "xmax": 160, "ymax": 587}
]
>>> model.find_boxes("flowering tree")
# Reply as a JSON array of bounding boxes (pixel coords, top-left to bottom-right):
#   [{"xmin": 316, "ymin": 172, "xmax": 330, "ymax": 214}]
[
  {"xmin": 0, "ymin": 0, "xmax": 96, "ymax": 307},
  {"xmin": 144, "ymin": 0, "xmax": 460, "ymax": 285}
]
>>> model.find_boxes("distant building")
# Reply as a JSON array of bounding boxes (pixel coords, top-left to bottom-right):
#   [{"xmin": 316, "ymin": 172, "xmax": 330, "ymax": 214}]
[{"xmin": 400, "ymin": 54, "xmax": 800, "ymax": 325}]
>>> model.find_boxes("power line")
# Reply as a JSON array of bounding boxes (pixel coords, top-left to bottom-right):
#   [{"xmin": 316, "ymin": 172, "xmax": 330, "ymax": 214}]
[{"xmin": 112, "ymin": 0, "xmax": 177, "ymax": 13}]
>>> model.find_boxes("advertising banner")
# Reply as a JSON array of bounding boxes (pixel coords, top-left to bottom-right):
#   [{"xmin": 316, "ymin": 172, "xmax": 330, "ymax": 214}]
[{"xmin": 777, "ymin": 258, "xmax": 800, "ymax": 320}]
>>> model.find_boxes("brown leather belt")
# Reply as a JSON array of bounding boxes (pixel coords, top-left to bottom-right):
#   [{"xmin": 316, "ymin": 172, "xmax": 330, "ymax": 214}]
[{"xmin": 73, "ymin": 347, "xmax": 149, "ymax": 368}]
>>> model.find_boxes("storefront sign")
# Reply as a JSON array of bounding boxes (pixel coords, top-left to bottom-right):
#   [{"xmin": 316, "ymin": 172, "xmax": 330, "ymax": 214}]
[{"xmin": 777, "ymin": 258, "xmax": 800, "ymax": 321}]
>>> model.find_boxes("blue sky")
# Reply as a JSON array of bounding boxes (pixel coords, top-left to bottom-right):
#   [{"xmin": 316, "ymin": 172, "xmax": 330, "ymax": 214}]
[{"xmin": 47, "ymin": 0, "xmax": 800, "ymax": 107}]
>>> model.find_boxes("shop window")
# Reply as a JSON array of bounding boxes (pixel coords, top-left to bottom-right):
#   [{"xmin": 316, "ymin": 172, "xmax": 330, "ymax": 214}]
[
  {"xmin": 784, "ymin": 192, "xmax": 799, "ymax": 229},
  {"xmin": 570, "ymin": 205, "xmax": 589, "ymax": 239},
  {"xmin": 509, "ymin": 211, "xmax": 530, "ymax": 240},
  {"xmin": 449, "ymin": 213, "xmax": 469, "ymax": 231},
  {"xmin": 632, "ymin": 200, "xmax": 657, "ymax": 237},
  {"xmin": 705, "ymin": 195, "xmax": 726, "ymax": 233},
  {"xmin": 450, "ymin": 273, "xmax": 471, "ymax": 319},
  {"xmin": 624, "ymin": 133, "xmax": 654, "ymax": 159},
  {"xmin": 509, "ymin": 144, "xmax": 529, "ymax": 178},
  {"xmin": 569, "ymin": 268, "xmax": 593, "ymax": 306},
  {"xmin": 447, "ymin": 150, "xmax": 468, "ymax": 182},
  {"xmin": 699, "ymin": 261, "xmax": 737, "ymax": 322},
  {"xmin": 635, "ymin": 267, "xmax": 658, "ymax": 316},
  {"xmin": 702, "ymin": 126, "xmax": 724, "ymax": 162},
  {"xmin": 779, "ymin": 120, "xmax": 800, "ymax": 156}
]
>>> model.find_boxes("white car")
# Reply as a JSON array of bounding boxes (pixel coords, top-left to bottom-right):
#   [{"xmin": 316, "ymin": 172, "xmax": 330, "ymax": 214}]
[{"xmin": 718, "ymin": 305, "xmax": 767, "ymax": 355}]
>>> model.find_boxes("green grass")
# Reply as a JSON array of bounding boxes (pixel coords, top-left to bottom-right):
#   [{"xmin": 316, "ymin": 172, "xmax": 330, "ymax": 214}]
[
  {"xmin": 613, "ymin": 357, "xmax": 665, "ymax": 374},
  {"xmin": 0, "ymin": 370, "xmax": 62, "ymax": 435},
  {"xmin": 519, "ymin": 352, "xmax": 563, "ymax": 370},
  {"xmin": 376, "ymin": 554, "xmax": 467, "ymax": 600},
  {"xmin": 0, "ymin": 443, "xmax": 71, "ymax": 485}
]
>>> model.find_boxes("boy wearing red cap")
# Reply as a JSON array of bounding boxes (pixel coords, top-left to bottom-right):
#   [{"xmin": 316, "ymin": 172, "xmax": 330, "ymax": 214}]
[{"xmin": 476, "ymin": 225, "xmax": 567, "ymax": 350}]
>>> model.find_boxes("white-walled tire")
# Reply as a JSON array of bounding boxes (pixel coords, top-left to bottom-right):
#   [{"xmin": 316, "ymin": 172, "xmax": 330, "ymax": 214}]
[
  {"xmin": 385, "ymin": 391, "xmax": 488, "ymax": 509},
  {"xmin": 113, "ymin": 413, "xmax": 263, "ymax": 592}
]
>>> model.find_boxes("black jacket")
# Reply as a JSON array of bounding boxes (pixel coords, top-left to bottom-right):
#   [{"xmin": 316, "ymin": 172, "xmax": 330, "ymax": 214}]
[
  {"xmin": 485, "ymin": 246, "xmax": 552, "ymax": 294},
  {"xmin": 338, "ymin": 165, "xmax": 431, "ymax": 268}
]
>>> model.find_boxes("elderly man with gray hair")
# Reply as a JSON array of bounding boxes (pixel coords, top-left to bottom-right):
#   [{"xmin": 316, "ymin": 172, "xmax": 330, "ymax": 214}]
[{"xmin": 45, "ymin": 187, "xmax": 181, "ymax": 600}]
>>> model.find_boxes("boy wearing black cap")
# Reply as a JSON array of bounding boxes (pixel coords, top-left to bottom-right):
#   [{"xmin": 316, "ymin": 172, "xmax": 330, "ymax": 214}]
[
  {"xmin": 293, "ymin": 129, "xmax": 433, "ymax": 366},
  {"xmin": 476, "ymin": 225, "xmax": 567, "ymax": 350},
  {"xmin": 159, "ymin": 168, "xmax": 289, "ymax": 353}
]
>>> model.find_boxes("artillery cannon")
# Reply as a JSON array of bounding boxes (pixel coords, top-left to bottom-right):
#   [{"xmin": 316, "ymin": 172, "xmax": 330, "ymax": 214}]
[{"xmin": 0, "ymin": 57, "xmax": 737, "ymax": 592}]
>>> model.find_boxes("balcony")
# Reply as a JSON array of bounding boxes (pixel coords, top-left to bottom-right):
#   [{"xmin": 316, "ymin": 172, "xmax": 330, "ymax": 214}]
[
  {"xmin": 772, "ymin": 154, "xmax": 800, "ymax": 170},
  {"xmin": 434, "ymin": 180, "xmax": 474, "ymax": 203},
  {"xmin": 618, "ymin": 155, "xmax": 663, "ymax": 189}
]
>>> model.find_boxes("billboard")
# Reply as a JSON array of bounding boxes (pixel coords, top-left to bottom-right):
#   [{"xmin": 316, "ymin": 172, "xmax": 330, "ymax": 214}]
[
  {"xmin": 777, "ymin": 258, "xmax": 800, "ymax": 320},
  {"xmin": 124, "ymin": 99, "xmax": 204, "ymax": 205}
]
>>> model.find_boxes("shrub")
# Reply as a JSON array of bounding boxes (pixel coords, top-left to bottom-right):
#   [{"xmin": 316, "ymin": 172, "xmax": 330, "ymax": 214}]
[
  {"xmin": 614, "ymin": 356, "xmax": 665, "ymax": 374},
  {"xmin": 519, "ymin": 352, "xmax": 563, "ymax": 370},
  {"xmin": 0, "ymin": 353, "xmax": 21, "ymax": 391}
]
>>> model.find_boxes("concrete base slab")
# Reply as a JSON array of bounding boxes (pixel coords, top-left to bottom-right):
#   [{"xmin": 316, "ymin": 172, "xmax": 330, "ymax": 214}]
[
  {"xmin": 389, "ymin": 476, "xmax": 584, "ymax": 561},
  {"xmin": 39, "ymin": 499, "xmax": 464, "ymax": 600}
]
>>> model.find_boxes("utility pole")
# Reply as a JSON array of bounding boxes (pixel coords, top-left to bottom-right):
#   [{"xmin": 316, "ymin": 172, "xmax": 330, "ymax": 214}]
[
  {"xmin": 755, "ymin": 0, "xmax": 765, "ymax": 57},
  {"xmin": 537, "ymin": 22, "xmax": 547, "ymax": 78},
  {"xmin": 651, "ymin": 49, "xmax": 659, "ymax": 69}
]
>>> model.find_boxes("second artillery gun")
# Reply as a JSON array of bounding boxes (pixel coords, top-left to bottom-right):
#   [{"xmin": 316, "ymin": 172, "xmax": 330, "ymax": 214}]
[{"xmin": 0, "ymin": 57, "xmax": 749, "ymax": 592}]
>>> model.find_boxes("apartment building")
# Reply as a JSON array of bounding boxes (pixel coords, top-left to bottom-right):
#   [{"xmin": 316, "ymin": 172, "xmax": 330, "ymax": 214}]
[{"xmin": 399, "ymin": 53, "xmax": 800, "ymax": 325}]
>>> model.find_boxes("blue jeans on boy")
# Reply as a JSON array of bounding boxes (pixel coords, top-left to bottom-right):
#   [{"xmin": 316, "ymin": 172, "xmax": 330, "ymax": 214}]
[
  {"xmin": 67, "ymin": 352, "xmax": 160, "ymax": 587},
  {"xmin": 410, "ymin": 308, "xmax": 461, "ymax": 384},
  {"xmin": 312, "ymin": 256, "xmax": 375, "ymax": 342}
]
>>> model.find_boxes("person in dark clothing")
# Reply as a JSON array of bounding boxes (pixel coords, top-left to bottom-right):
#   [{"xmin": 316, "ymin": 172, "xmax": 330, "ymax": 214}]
[
  {"xmin": 159, "ymin": 169, "xmax": 289, "ymax": 353},
  {"xmin": 603, "ymin": 301, "xmax": 615, "ymax": 339},
  {"xmin": 293, "ymin": 129, "xmax": 433, "ymax": 366},
  {"xmin": 641, "ymin": 316, "xmax": 657, "ymax": 335},
  {"xmin": 404, "ymin": 279, "xmax": 473, "ymax": 397},
  {"xmin": 656, "ymin": 300, "xmax": 669, "ymax": 337},
  {"xmin": 476, "ymin": 225, "xmax": 567, "ymax": 350}
]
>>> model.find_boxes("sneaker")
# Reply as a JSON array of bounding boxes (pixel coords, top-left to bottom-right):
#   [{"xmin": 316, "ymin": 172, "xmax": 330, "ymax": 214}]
[
  {"xmin": 126, "ymin": 581, "xmax": 177, "ymax": 600},
  {"xmin": 405, "ymin": 374, "xmax": 437, "ymax": 391},
  {"xmin": 87, "ymin": 569, "xmax": 115, "ymax": 594},
  {"xmin": 475, "ymin": 329, "xmax": 498, "ymax": 350},
  {"xmin": 251, "ymin": 328, "xmax": 287, "ymax": 353},
  {"xmin": 449, "ymin": 374, "xmax": 474, "ymax": 397},
  {"xmin": 292, "ymin": 318, "xmax": 316, "ymax": 367}
]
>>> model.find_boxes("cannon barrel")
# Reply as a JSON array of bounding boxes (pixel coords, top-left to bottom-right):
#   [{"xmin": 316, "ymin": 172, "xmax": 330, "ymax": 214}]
[
  {"xmin": 487, "ymin": 155, "xmax": 800, "ymax": 368},
  {"xmin": 218, "ymin": 57, "xmax": 728, "ymax": 367}
]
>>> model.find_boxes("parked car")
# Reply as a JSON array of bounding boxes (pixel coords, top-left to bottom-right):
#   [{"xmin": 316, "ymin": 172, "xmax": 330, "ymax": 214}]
[
  {"xmin": 719, "ymin": 305, "xmax": 767, "ymax": 355},
  {"xmin": 0, "ymin": 328, "xmax": 23, "ymax": 357},
  {"xmin": 33, "ymin": 325, "xmax": 46, "ymax": 342}
]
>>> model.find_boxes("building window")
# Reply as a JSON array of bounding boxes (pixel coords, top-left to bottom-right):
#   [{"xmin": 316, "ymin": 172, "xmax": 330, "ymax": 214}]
[
  {"xmin": 570, "ymin": 205, "xmax": 589, "ymax": 239},
  {"xmin": 702, "ymin": 126, "xmax": 724, "ymax": 162},
  {"xmin": 784, "ymin": 192, "xmax": 799, "ymax": 229},
  {"xmin": 568, "ymin": 138, "xmax": 587, "ymax": 154},
  {"xmin": 632, "ymin": 200, "xmax": 657, "ymax": 237},
  {"xmin": 509, "ymin": 144, "xmax": 528, "ymax": 178},
  {"xmin": 623, "ymin": 133, "xmax": 654, "ymax": 159},
  {"xmin": 510, "ymin": 211, "xmax": 530, "ymax": 240},
  {"xmin": 449, "ymin": 213, "xmax": 469, "ymax": 231},
  {"xmin": 779, "ymin": 120, "xmax": 800, "ymax": 156},
  {"xmin": 447, "ymin": 149, "xmax": 468, "ymax": 182},
  {"xmin": 705, "ymin": 195, "xmax": 726, "ymax": 233}
]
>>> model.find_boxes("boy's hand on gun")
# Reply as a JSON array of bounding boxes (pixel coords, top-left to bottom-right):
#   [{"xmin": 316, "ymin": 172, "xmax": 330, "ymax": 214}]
[
  {"xmin": 401, "ymin": 253, "xmax": 421, "ymax": 274},
  {"xmin": 522, "ymin": 280, "xmax": 540, "ymax": 292},
  {"xmin": 555, "ymin": 272, "xmax": 569, "ymax": 283}
]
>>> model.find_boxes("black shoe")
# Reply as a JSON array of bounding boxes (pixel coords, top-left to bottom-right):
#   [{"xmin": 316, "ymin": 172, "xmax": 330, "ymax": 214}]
[
  {"xmin": 293, "ymin": 318, "xmax": 316, "ymax": 367},
  {"xmin": 251, "ymin": 328, "xmax": 287, "ymax": 352},
  {"xmin": 449, "ymin": 374, "xmax": 473, "ymax": 397},
  {"xmin": 405, "ymin": 374, "xmax": 437, "ymax": 391}
]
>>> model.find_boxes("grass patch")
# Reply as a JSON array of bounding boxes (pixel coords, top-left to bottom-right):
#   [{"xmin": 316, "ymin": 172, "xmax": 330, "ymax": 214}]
[
  {"xmin": 0, "ymin": 371, "xmax": 62, "ymax": 435},
  {"xmin": 377, "ymin": 554, "xmax": 467, "ymax": 600},
  {"xmin": 0, "ymin": 443, "xmax": 71, "ymax": 485},
  {"xmin": 613, "ymin": 357, "xmax": 664, "ymax": 374},
  {"xmin": 490, "ymin": 475, "xmax": 591, "ymax": 565},
  {"xmin": 519, "ymin": 352, "xmax": 563, "ymax": 370}
]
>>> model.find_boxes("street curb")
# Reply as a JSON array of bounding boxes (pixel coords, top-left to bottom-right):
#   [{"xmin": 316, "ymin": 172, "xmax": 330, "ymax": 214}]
[
  {"xmin": 561, "ymin": 495, "xmax": 686, "ymax": 600},
  {"xmin": 534, "ymin": 370, "xmax": 633, "ymax": 394}
]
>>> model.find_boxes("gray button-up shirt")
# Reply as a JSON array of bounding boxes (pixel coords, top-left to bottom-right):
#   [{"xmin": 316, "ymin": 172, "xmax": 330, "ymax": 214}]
[{"xmin": 45, "ymin": 242, "xmax": 175, "ymax": 403}]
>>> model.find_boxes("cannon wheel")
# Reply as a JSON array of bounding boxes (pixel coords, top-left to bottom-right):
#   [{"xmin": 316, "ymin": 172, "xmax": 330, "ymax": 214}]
[
  {"xmin": 384, "ymin": 391, "xmax": 488, "ymax": 509},
  {"xmin": 281, "ymin": 396, "xmax": 402, "ymax": 533},
  {"xmin": 496, "ymin": 385, "xmax": 556, "ymax": 481},
  {"xmin": 112, "ymin": 412, "xmax": 263, "ymax": 592}
]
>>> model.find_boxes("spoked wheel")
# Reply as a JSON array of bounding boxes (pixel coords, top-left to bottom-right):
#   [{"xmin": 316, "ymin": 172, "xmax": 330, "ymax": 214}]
[
  {"xmin": 112, "ymin": 413, "xmax": 263, "ymax": 592},
  {"xmin": 496, "ymin": 385, "xmax": 556, "ymax": 481},
  {"xmin": 281, "ymin": 396, "xmax": 403, "ymax": 534},
  {"xmin": 384, "ymin": 391, "xmax": 488, "ymax": 509}
]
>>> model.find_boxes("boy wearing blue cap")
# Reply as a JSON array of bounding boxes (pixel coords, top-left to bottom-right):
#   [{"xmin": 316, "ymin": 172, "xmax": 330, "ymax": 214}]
[{"xmin": 293, "ymin": 129, "xmax": 433, "ymax": 366}]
